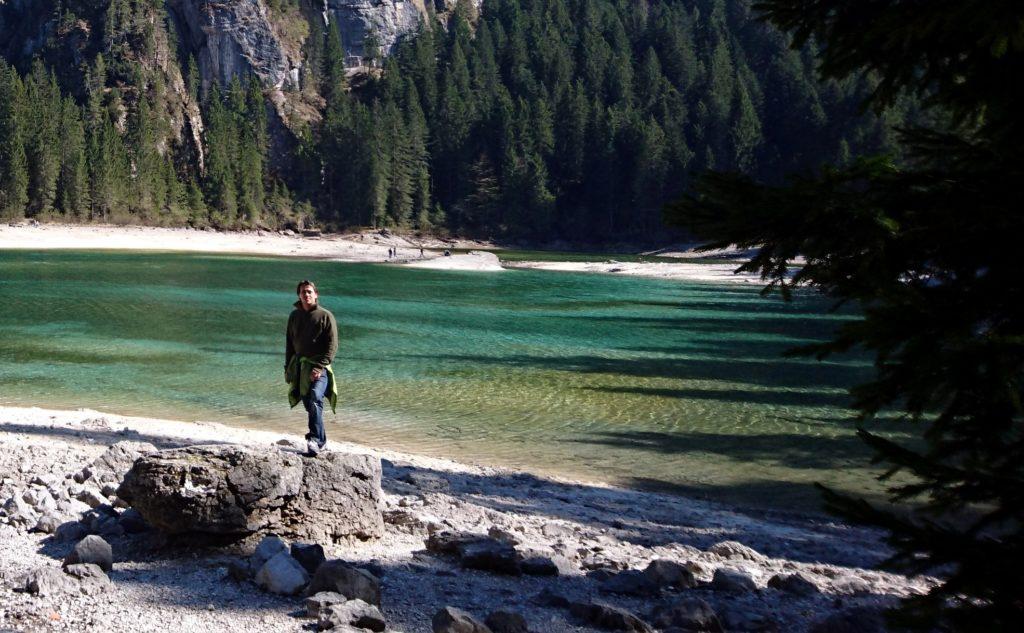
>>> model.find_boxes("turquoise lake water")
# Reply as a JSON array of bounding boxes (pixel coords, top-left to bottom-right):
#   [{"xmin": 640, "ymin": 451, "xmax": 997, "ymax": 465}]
[{"xmin": 0, "ymin": 250, "xmax": 906, "ymax": 511}]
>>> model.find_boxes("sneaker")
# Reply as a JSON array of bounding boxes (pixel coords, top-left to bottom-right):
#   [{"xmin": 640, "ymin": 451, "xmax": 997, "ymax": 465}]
[{"xmin": 304, "ymin": 439, "xmax": 320, "ymax": 457}]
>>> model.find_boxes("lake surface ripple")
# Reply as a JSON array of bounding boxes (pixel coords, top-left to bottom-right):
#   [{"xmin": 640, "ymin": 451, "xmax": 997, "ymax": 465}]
[{"xmin": 0, "ymin": 250, "xmax": 902, "ymax": 511}]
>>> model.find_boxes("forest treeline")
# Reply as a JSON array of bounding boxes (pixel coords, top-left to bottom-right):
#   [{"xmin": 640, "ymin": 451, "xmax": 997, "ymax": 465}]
[{"xmin": 0, "ymin": 0, "xmax": 909, "ymax": 241}]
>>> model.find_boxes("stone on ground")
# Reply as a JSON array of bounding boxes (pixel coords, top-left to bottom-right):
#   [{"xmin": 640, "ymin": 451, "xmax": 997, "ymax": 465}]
[
  {"xmin": 650, "ymin": 597, "xmax": 723, "ymax": 632},
  {"xmin": 569, "ymin": 601, "xmax": 654, "ymax": 632},
  {"xmin": 708, "ymin": 540, "xmax": 767, "ymax": 563},
  {"xmin": 307, "ymin": 560, "xmax": 381, "ymax": 606},
  {"xmin": 21, "ymin": 567, "xmax": 78, "ymax": 597},
  {"xmin": 291, "ymin": 542, "xmax": 326, "ymax": 574},
  {"xmin": 255, "ymin": 551, "xmax": 309, "ymax": 595},
  {"xmin": 768, "ymin": 572, "xmax": 820, "ymax": 596},
  {"xmin": 432, "ymin": 606, "xmax": 493, "ymax": 633},
  {"xmin": 64, "ymin": 563, "xmax": 113, "ymax": 595},
  {"xmin": 64, "ymin": 534, "xmax": 113, "ymax": 572},
  {"xmin": 458, "ymin": 539, "xmax": 521, "ymax": 575},
  {"xmin": 251, "ymin": 535, "xmax": 289, "ymax": 571},
  {"xmin": 643, "ymin": 559, "xmax": 697, "ymax": 589},
  {"xmin": 484, "ymin": 609, "xmax": 529, "ymax": 633},
  {"xmin": 318, "ymin": 599, "xmax": 386, "ymax": 631},
  {"xmin": 711, "ymin": 568, "xmax": 757, "ymax": 593},
  {"xmin": 306, "ymin": 591, "xmax": 348, "ymax": 618}
]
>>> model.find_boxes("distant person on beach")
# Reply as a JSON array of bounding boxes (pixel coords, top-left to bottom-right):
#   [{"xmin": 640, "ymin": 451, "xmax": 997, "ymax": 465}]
[
  {"xmin": 420, "ymin": 247, "xmax": 424, "ymax": 258},
  {"xmin": 285, "ymin": 280, "xmax": 338, "ymax": 457}
]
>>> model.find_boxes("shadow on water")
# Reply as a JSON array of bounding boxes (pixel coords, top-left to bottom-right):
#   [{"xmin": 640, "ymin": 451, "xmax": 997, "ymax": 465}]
[
  {"xmin": 403, "ymin": 352, "xmax": 864, "ymax": 391},
  {"xmin": 564, "ymin": 430, "xmax": 876, "ymax": 471},
  {"xmin": 583, "ymin": 385, "xmax": 855, "ymax": 409}
]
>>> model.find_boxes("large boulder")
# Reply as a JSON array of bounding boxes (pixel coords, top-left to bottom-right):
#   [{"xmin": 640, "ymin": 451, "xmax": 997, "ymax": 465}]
[
  {"xmin": 76, "ymin": 441, "xmax": 158, "ymax": 486},
  {"xmin": 117, "ymin": 445, "xmax": 383, "ymax": 541}
]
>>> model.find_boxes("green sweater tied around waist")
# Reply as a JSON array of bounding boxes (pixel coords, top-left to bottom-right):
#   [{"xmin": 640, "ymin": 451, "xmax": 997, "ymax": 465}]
[{"xmin": 286, "ymin": 355, "xmax": 338, "ymax": 415}]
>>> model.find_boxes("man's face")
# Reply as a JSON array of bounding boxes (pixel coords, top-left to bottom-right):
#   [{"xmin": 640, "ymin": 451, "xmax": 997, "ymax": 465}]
[{"xmin": 298, "ymin": 285, "xmax": 318, "ymax": 310}]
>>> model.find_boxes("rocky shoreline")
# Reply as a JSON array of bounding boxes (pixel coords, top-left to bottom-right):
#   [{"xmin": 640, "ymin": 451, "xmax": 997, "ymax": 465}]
[
  {"xmin": 0, "ymin": 222, "xmax": 761, "ymax": 283},
  {"xmin": 0, "ymin": 407, "xmax": 933, "ymax": 632}
]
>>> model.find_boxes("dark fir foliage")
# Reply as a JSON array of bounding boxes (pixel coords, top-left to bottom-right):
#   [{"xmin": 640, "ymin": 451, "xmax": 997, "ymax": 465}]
[
  {"xmin": 326, "ymin": 0, "xmax": 902, "ymax": 239},
  {"xmin": 666, "ymin": 1, "xmax": 1023, "ymax": 629},
  {"xmin": 3, "ymin": 0, "xmax": 902, "ymax": 237}
]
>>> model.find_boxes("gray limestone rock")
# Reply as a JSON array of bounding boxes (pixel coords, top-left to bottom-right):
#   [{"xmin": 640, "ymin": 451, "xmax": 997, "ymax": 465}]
[
  {"xmin": 307, "ymin": 560, "xmax": 381, "ymax": 606},
  {"xmin": 2, "ymin": 495, "xmax": 38, "ymax": 527},
  {"xmin": 64, "ymin": 563, "xmax": 113, "ymax": 595},
  {"xmin": 292, "ymin": 542, "xmax": 327, "ymax": 575},
  {"xmin": 64, "ymin": 534, "xmax": 113, "ymax": 572},
  {"xmin": 117, "ymin": 508, "xmax": 150, "ymax": 533},
  {"xmin": 22, "ymin": 567, "xmax": 78, "ymax": 597},
  {"xmin": 485, "ymin": 609, "xmax": 529, "ymax": 633},
  {"xmin": 306, "ymin": 591, "xmax": 348, "ymax": 618},
  {"xmin": 54, "ymin": 520, "xmax": 89, "ymax": 543},
  {"xmin": 650, "ymin": 597, "xmax": 723, "ymax": 632},
  {"xmin": 426, "ymin": 531, "xmax": 490, "ymax": 555},
  {"xmin": 602, "ymin": 569, "xmax": 660, "ymax": 596},
  {"xmin": 117, "ymin": 444, "xmax": 383, "ymax": 541},
  {"xmin": 768, "ymin": 572, "xmax": 820, "ymax": 596},
  {"xmin": 167, "ymin": 0, "xmax": 295, "ymax": 91},
  {"xmin": 520, "ymin": 555, "xmax": 573, "ymax": 577},
  {"xmin": 643, "ymin": 559, "xmax": 697, "ymax": 589},
  {"xmin": 711, "ymin": 568, "xmax": 757, "ymax": 593},
  {"xmin": 75, "ymin": 487, "xmax": 108, "ymax": 509},
  {"xmin": 458, "ymin": 539, "xmax": 521, "ymax": 575},
  {"xmin": 569, "ymin": 602, "xmax": 654, "ymax": 632},
  {"xmin": 255, "ymin": 551, "xmax": 309, "ymax": 595},
  {"xmin": 79, "ymin": 441, "xmax": 157, "ymax": 486},
  {"xmin": 251, "ymin": 535, "xmax": 290, "ymax": 571},
  {"xmin": 531, "ymin": 588, "xmax": 570, "ymax": 608},
  {"xmin": 432, "ymin": 606, "xmax": 493, "ymax": 633},
  {"xmin": 708, "ymin": 540, "xmax": 767, "ymax": 563},
  {"xmin": 32, "ymin": 513, "xmax": 62, "ymax": 534},
  {"xmin": 318, "ymin": 599, "xmax": 386, "ymax": 632}
]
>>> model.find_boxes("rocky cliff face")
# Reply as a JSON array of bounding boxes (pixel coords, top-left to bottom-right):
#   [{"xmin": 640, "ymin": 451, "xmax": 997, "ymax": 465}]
[
  {"xmin": 324, "ymin": 0, "xmax": 425, "ymax": 57},
  {"xmin": 167, "ymin": 0, "xmax": 301, "ymax": 92}
]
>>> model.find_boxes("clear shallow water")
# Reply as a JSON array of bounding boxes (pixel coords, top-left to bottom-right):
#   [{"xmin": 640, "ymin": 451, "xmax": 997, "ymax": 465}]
[{"xmin": 0, "ymin": 250, "xmax": 905, "ymax": 511}]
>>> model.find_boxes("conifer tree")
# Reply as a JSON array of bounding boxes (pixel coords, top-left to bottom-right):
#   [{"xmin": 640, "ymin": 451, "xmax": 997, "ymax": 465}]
[
  {"xmin": 668, "ymin": 1, "xmax": 1024, "ymax": 628},
  {"xmin": 57, "ymin": 97, "xmax": 88, "ymax": 217},
  {"xmin": 0, "ymin": 62, "xmax": 28, "ymax": 219}
]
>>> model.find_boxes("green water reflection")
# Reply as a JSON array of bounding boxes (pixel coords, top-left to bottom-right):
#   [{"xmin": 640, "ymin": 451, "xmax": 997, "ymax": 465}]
[{"xmin": 0, "ymin": 250, "xmax": 902, "ymax": 511}]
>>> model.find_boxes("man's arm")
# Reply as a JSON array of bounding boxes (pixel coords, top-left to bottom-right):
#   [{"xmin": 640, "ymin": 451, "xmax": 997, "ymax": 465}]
[
  {"xmin": 284, "ymin": 312, "xmax": 295, "ymax": 372},
  {"xmin": 314, "ymin": 312, "xmax": 339, "ymax": 369}
]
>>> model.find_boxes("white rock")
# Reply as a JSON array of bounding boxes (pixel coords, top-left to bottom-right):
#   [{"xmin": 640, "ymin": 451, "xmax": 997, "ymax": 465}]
[{"xmin": 255, "ymin": 552, "xmax": 309, "ymax": 595}]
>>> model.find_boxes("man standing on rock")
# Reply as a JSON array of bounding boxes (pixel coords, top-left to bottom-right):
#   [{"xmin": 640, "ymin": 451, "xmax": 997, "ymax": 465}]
[{"xmin": 285, "ymin": 280, "xmax": 338, "ymax": 457}]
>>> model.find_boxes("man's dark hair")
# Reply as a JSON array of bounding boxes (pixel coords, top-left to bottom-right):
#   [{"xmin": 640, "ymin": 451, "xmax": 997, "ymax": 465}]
[{"xmin": 296, "ymin": 280, "xmax": 317, "ymax": 295}]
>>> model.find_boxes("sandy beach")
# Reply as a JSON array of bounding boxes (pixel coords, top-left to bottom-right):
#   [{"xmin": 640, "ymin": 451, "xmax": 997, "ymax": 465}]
[
  {"xmin": 0, "ymin": 405, "xmax": 930, "ymax": 632},
  {"xmin": 0, "ymin": 222, "xmax": 764, "ymax": 283}
]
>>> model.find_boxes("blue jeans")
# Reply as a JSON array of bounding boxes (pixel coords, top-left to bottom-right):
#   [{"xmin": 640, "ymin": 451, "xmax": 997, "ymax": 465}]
[{"xmin": 303, "ymin": 372, "xmax": 329, "ymax": 448}]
